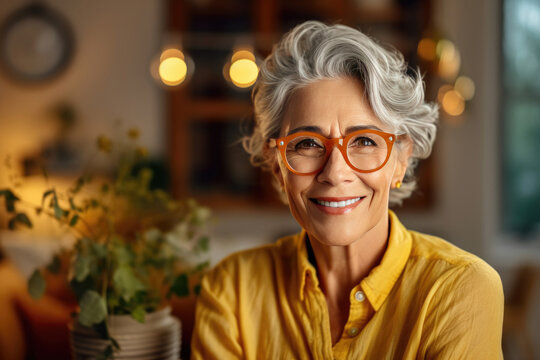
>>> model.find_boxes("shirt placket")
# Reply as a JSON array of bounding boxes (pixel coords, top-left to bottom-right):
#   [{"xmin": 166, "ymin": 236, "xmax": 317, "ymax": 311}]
[
  {"xmin": 301, "ymin": 270, "xmax": 335, "ymax": 359},
  {"xmin": 332, "ymin": 284, "xmax": 375, "ymax": 358}
]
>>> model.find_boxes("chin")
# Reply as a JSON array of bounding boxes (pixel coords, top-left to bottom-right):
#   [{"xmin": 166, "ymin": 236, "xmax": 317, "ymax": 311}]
[{"xmin": 307, "ymin": 222, "xmax": 366, "ymax": 247}]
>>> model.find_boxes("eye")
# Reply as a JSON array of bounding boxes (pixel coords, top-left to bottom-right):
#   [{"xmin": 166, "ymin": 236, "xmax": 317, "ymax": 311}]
[
  {"xmin": 294, "ymin": 138, "xmax": 323, "ymax": 150},
  {"xmin": 351, "ymin": 136, "xmax": 377, "ymax": 147}
]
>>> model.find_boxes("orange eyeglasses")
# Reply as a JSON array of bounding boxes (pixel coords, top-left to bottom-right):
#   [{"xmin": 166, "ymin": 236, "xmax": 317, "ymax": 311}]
[{"xmin": 269, "ymin": 129, "xmax": 396, "ymax": 176}]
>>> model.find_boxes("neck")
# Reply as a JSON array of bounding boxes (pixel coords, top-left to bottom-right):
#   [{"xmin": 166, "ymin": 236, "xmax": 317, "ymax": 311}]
[{"xmin": 308, "ymin": 215, "xmax": 390, "ymax": 299}]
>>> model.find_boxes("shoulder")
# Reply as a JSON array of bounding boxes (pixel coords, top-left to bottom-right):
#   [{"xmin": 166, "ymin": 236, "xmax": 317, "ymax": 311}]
[
  {"xmin": 404, "ymin": 233, "xmax": 505, "ymax": 358},
  {"xmin": 390, "ymin": 211, "xmax": 496, "ymax": 275},
  {"xmin": 409, "ymin": 229, "xmax": 490, "ymax": 268},
  {"xmin": 407, "ymin": 230, "xmax": 502, "ymax": 295}
]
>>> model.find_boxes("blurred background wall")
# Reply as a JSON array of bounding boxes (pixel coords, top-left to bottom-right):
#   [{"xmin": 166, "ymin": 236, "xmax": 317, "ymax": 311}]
[
  {"xmin": 0, "ymin": 1, "xmax": 165, "ymax": 179},
  {"xmin": 0, "ymin": 0, "xmax": 538, "ymax": 359}
]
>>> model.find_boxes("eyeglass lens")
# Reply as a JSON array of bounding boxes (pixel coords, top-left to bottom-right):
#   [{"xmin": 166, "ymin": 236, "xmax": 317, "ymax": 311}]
[{"xmin": 285, "ymin": 132, "xmax": 388, "ymax": 173}]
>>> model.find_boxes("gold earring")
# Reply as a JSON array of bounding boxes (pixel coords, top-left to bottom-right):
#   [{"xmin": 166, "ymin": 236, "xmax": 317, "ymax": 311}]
[{"xmin": 395, "ymin": 180, "xmax": 402, "ymax": 189}]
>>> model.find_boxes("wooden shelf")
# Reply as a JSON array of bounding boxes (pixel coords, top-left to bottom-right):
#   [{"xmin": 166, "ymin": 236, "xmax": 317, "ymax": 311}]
[
  {"xmin": 185, "ymin": 99, "xmax": 252, "ymax": 119},
  {"xmin": 351, "ymin": 5, "xmax": 406, "ymax": 23},
  {"xmin": 281, "ymin": 2, "xmax": 406, "ymax": 24},
  {"xmin": 189, "ymin": 2, "xmax": 249, "ymax": 17}
]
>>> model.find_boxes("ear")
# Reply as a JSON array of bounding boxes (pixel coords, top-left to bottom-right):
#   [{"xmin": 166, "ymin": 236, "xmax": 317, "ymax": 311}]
[
  {"xmin": 264, "ymin": 142, "xmax": 285, "ymax": 189},
  {"xmin": 392, "ymin": 135, "xmax": 413, "ymax": 186}
]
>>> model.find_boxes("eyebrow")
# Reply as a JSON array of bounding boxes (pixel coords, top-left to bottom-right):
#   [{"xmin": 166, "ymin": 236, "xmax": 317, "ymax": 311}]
[{"xmin": 287, "ymin": 124, "xmax": 384, "ymax": 136}]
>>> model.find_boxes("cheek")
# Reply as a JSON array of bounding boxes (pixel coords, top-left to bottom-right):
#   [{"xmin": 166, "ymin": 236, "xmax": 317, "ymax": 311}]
[
  {"xmin": 361, "ymin": 161, "xmax": 397, "ymax": 195},
  {"xmin": 283, "ymin": 172, "xmax": 309, "ymax": 203},
  {"xmin": 282, "ymin": 173, "xmax": 313, "ymax": 222}
]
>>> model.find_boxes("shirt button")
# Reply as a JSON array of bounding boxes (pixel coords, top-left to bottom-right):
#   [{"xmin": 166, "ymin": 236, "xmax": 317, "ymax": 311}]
[
  {"xmin": 354, "ymin": 290, "xmax": 365, "ymax": 302},
  {"xmin": 348, "ymin": 327, "xmax": 359, "ymax": 337}
]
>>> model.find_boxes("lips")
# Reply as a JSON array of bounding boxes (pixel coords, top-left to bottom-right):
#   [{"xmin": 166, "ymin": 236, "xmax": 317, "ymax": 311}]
[{"xmin": 309, "ymin": 196, "xmax": 365, "ymax": 214}]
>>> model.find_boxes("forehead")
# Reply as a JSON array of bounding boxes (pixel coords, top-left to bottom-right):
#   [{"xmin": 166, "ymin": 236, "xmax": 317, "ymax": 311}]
[{"xmin": 281, "ymin": 77, "xmax": 389, "ymax": 136}]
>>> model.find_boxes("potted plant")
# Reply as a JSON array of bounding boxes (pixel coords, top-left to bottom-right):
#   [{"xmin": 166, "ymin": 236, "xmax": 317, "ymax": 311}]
[{"xmin": 0, "ymin": 129, "xmax": 211, "ymax": 359}]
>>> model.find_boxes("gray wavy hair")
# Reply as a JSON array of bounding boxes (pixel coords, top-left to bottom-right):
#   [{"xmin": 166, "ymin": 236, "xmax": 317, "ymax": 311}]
[{"xmin": 243, "ymin": 21, "xmax": 438, "ymax": 206}]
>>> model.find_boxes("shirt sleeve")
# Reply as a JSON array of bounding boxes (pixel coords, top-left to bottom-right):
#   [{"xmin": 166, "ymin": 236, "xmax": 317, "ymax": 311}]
[
  {"xmin": 420, "ymin": 261, "xmax": 504, "ymax": 359},
  {"xmin": 190, "ymin": 264, "xmax": 244, "ymax": 360}
]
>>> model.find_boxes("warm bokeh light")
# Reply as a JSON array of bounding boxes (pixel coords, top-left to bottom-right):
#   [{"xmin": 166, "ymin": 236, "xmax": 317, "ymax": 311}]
[
  {"xmin": 436, "ymin": 39, "xmax": 454, "ymax": 58},
  {"xmin": 454, "ymin": 76, "xmax": 475, "ymax": 100},
  {"xmin": 437, "ymin": 84, "xmax": 453, "ymax": 104},
  {"xmin": 159, "ymin": 57, "xmax": 187, "ymax": 86},
  {"xmin": 228, "ymin": 50, "xmax": 259, "ymax": 88},
  {"xmin": 442, "ymin": 89, "xmax": 465, "ymax": 116},
  {"xmin": 231, "ymin": 50, "xmax": 256, "ymax": 64},
  {"xmin": 160, "ymin": 48, "xmax": 184, "ymax": 62},
  {"xmin": 417, "ymin": 38, "xmax": 437, "ymax": 61},
  {"xmin": 436, "ymin": 39, "xmax": 461, "ymax": 81},
  {"xmin": 437, "ymin": 39, "xmax": 461, "ymax": 81},
  {"xmin": 229, "ymin": 59, "xmax": 258, "ymax": 88},
  {"xmin": 158, "ymin": 48, "xmax": 188, "ymax": 86}
]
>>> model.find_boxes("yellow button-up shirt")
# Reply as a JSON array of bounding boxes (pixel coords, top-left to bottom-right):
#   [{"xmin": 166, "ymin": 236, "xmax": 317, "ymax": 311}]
[{"xmin": 191, "ymin": 211, "xmax": 504, "ymax": 359}]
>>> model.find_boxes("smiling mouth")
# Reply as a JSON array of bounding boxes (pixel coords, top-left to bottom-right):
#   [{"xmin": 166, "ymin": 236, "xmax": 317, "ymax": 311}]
[{"xmin": 310, "ymin": 197, "xmax": 365, "ymax": 208}]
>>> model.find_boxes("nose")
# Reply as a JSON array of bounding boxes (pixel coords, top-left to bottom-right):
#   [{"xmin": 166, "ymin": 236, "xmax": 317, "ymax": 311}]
[{"xmin": 316, "ymin": 145, "xmax": 356, "ymax": 185}]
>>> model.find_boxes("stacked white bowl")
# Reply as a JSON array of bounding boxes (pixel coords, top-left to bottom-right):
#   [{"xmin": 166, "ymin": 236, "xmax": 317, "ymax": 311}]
[{"xmin": 69, "ymin": 307, "xmax": 181, "ymax": 360}]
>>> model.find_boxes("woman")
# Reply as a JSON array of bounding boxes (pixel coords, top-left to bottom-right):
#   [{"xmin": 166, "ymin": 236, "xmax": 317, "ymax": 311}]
[{"xmin": 191, "ymin": 21, "xmax": 503, "ymax": 359}]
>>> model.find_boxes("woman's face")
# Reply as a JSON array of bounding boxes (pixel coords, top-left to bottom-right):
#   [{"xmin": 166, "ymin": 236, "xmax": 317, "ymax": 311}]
[{"xmin": 273, "ymin": 77, "xmax": 411, "ymax": 247}]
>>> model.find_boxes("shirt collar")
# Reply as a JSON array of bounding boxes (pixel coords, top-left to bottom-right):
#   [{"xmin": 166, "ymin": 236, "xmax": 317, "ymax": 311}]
[
  {"xmin": 295, "ymin": 210, "xmax": 412, "ymax": 309},
  {"xmin": 296, "ymin": 229, "xmax": 317, "ymax": 301},
  {"xmin": 360, "ymin": 210, "xmax": 412, "ymax": 310}
]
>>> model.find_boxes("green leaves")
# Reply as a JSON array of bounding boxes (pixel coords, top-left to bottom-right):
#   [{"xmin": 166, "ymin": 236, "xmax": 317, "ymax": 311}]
[
  {"xmin": 193, "ymin": 260, "xmax": 210, "ymax": 274},
  {"xmin": 69, "ymin": 214, "xmax": 79, "ymax": 227},
  {"xmin": 78, "ymin": 290, "xmax": 108, "ymax": 327},
  {"xmin": 195, "ymin": 236, "xmax": 209, "ymax": 253},
  {"xmin": 112, "ymin": 241, "xmax": 135, "ymax": 267},
  {"xmin": 169, "ymin": 273, "xmax": 189, "ymax": 297},
  {"xmin": 130, "ymin": 305, "xmax": 146, "ymax": 323},
  {"xmin": 28, "ymin": 269, "xmax": 46, "ymax": 299},
  {"xmin": 97, "ymin": 345, "xmax": 114, "ymax": 360},
  {"xmin": 90, "ymin": 241, "xmax": 108, "ymax": 259},
  {"xmin": 42, "ymin": 188, "xmax": 70, "ymax": 221},
  {"xmin": 54, "ymin": 202, "xmax": 65, "ymax": 219},
  {"xmin": 187, "ymin": 199, "xmax": 211, "ymax": 226},
  {"xmin": 0, "ymin": 189, "xmax": 19, "ymax": 213},
  {"xmin": 71, "ymin": 238, "xmax": 107, "ymax": 286},
  {"xmin": 70, "ymin": 175, "xmax": 91, "ymax": 195},
  {"xmin": 69, "ymin": 197, "xmax": 82, "ymax": 212},
  {"xmin": 69, "ymin": 238, "xmax": 108, "ymax": 304},
  {"xmin": 42, "ymin": 189, "xmax": 54, "ymax": 208},
  {"xmin": 1, "ymin": 136, "xmax": 213, "ymax": 331},
  {"xmin": 8, "ymin": 213, "xmax": 32, "ymax": 230},
  {"xmin": 74, "ymin": 255, "xmax": 91, "ymax": 282},
  {"xmin": 113, "ymin": 266, "xmax": 146, "ymax": 302}
]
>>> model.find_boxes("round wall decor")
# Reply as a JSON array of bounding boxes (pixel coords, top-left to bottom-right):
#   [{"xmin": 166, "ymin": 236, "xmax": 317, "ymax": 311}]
[{"xmin": 0, "ymin": 3, "xmax": 75, "ymax": 83}]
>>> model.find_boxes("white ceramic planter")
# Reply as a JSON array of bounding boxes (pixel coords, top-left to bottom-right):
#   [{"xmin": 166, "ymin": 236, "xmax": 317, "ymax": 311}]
[{"xmin": 69, "ymin": 306, "xmax": 181, "ymax": 360}]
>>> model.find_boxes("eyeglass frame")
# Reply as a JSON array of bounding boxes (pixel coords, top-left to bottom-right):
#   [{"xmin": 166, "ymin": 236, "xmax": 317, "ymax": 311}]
[{"xmin": 269, "ymin": 129, "xmax": 396, "ymax": 176}]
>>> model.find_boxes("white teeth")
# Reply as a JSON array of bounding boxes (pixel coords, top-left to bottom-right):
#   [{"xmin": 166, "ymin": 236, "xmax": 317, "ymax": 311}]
[{"xmin": 315, "ymin": 197, "xmax": 362, "ymax": 208}]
